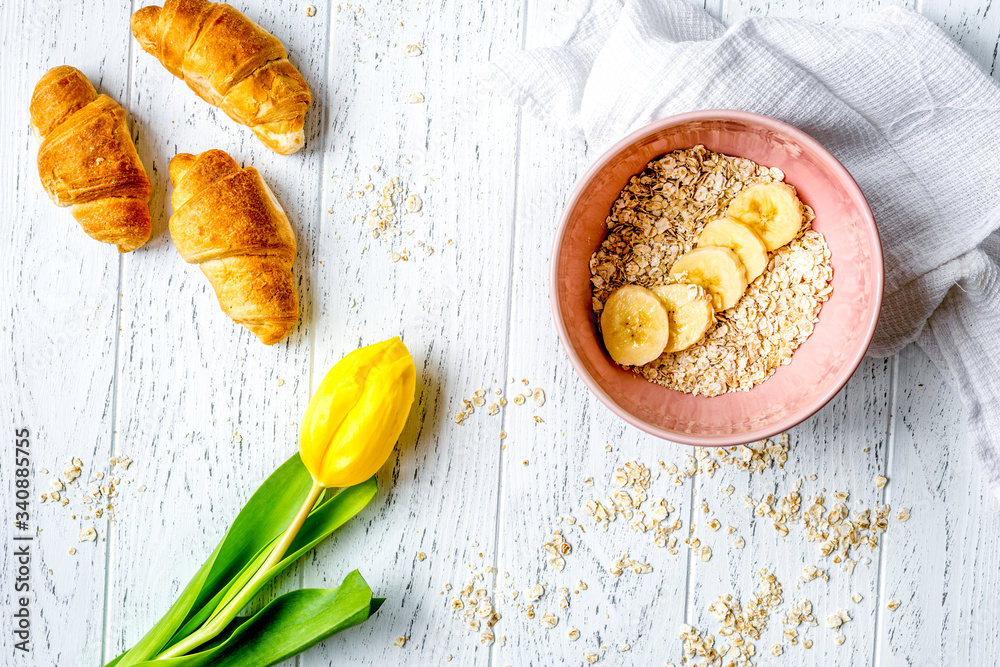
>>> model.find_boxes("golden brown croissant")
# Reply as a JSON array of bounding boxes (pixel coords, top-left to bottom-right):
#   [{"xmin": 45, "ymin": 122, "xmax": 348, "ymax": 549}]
[
  {"xmin": 169, "ymin": 149, "xmax": 298, "ymax": 344},
  {"xmin": 131, "ymin": 0, "xmax": 311, "ymax": 155},
  {"xmin": 30, "ymin": 66, "xmax": 152, "ymax": 253}
]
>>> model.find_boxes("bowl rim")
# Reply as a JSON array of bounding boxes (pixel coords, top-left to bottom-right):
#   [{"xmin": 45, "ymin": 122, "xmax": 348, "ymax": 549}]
[{"xmin": 550, "ymin": 109, "xmax": 885, "ymax": 446}]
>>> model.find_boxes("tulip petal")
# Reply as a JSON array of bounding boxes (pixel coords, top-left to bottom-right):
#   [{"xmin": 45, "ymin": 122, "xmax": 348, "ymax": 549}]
[{"xmin": 299, "ymin": 338, "xmax": 417, "ymax": 488}]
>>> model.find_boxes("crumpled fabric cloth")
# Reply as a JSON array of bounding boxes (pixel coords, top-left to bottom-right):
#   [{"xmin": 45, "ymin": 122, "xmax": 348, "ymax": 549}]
[{"xmin": 490, "ymin": 0, "xmax": 1000, "ymax": 498}]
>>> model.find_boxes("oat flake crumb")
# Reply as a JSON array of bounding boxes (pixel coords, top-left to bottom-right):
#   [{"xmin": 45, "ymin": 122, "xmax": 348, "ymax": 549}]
[
  {"xmin": 521, "ymin": 583, "xmax": 543, "ymax": 601},
  {"xmin": 403, "ymin": 43, "xmax": 422, "ymax": 56},
  {"xmin": 826, "ymin": 608, "xmax": 851, "ymax": 629},
  {"xmin": 532, "ymin": 388, "xmax": 546, "ymax": 407},
  {"xmin": 405, "ymin": 92, "xmax": 424, "ymax": 104},
  {"xmin": 585, "ymin": 651, "xmax": 600, "ymax": 664},
  {"xmin": 304, "ymin": 5, "xmax": 316, "ymax": 16},
  {"xmin": 887, "ymin": 598, "xmax": 901, "ymax": 611},
  {"xmin": 393, "ymin": 635, "xmax": 408, "ymax": 648}
]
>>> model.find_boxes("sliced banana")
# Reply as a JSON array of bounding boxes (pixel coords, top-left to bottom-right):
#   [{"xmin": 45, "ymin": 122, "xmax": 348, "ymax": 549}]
[
  {"xmin": 697, "ymin": 216, "xmax": 769, "ymax": 282},
  {"xmin": 726, "ymin": 182, "xmax": 803, "ymax": 251},
  {"xmin": 600, "ymin": 285, "xmax": 671, "ymax": 366},
  {"xmin": 651, "ymin": 284, "xmax": 715, "ymax": 353},
  {"xmin": 668, "ymin": 246, "xmax": 748, "ymax": 312}
]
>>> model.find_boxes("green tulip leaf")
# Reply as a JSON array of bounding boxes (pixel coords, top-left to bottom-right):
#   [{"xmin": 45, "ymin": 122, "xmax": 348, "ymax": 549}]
[
  {"xmin": 177, "ymin": 478, "xmax": 378, "ymax": 642},
  {"xmin": 108, "ymin": 455, "xmax": 375, "ymax": 666},
  {"xmin": 129, "ymin": 571, "xmax": 381, "ymax": 667}
]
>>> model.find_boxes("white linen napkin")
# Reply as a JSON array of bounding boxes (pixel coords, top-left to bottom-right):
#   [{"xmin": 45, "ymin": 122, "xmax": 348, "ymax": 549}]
[{"xmin": 490, "ymin": 0, "xmax": 1000, "ymax": 498}]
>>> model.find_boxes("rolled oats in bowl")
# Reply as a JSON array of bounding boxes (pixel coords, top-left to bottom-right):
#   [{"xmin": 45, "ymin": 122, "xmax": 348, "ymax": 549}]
[{"xmin": 589, "ymin": 145, "xmax": 833, "ymax": 397}]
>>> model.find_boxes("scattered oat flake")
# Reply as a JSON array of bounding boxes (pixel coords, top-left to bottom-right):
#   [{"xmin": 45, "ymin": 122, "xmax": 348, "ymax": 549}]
[
  {"xmin": 567, "ymin": 628, "xmax": 581, "ymax": 641},
  {"xmin": 393, "ymin": 635, "xmax": 408, "ymax": 648},
  {"xmin": 405, "ymin": 92, "xmax": 424, "ymax": 104},
  {"xmin": 826, "ymin": 608, "xmax": 851, "ymax": 629},
  {"xmin": 875, "ymin": 475, "xmax": 888, "ymax": 489},
  {"xmin": 532, "ymin": 388, "xmax": 545, "ymax": 406},
  {"xmin": 68, "ymin": 548, "xmax": 76, "ymax": 555},
  {"xmin": 403, "ymin": 43, "xmax": 422, "ymax": 56},
  {"xmin": 585, "ymin": 651, "xmax": 600, "ymax": 664},
  {"xmin": 417, "ymin": 552, "xmax": 426, "ymax": 561},
  {"xmin": 405, "ymin": 194, "xmax": 422, "ymax": 213},
  {"xmin": 851, "ymin": 592, "xmax": 863, "ymax": 603},
  {"xmin": 540, "ymin": 613, "xmax": 558, "ymax": 629},
  {"xmin": 304, "ymin": 4, "xmax": 316, "ymax": 16},
  {"xmin": 897, "ymin": 508, "xmax": 910, "ymax": 522},
  {"xmin": 887, "ymin": 598, "xmax": 901, "ymax": 611},
  {"xmin": 524, "ymin": 584, "xmax": 545, "ymax": 602},
  {"xmin": 78, "ymin": 527, "xmax": 97, "ymax": 542},
  {"xmin": 733, "ymin": 536, "xmax": 746, "ymax": 549}
]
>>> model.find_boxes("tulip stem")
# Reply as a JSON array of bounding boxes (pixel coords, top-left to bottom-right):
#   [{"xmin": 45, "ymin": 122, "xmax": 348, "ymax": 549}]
[{"xmin": 156, "ymin": 481, "xmax": 326, "ymax": 660}]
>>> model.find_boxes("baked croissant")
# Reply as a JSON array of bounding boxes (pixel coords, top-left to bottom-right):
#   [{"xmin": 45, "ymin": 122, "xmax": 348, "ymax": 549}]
[
  {"xmin": 131, "ymin": 0, "xmax": 311, "ymax": 155},
  {"xmin": 30, "ymin": 66, "xmax": 152, "ymax": 253},
  {"xmin": 169, "ymin": 149, "xmax": 298, "ymax": 345}
]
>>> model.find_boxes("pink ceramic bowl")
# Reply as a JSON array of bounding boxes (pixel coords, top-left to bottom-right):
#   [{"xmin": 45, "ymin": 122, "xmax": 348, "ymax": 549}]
[{"xmin": 551, "ymin": 110, "xmax": 883, "ymax": 446}]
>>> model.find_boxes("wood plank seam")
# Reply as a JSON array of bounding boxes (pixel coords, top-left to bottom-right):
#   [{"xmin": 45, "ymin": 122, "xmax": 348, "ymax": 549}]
[
  {"xmin": 871, "ymin": 352, "xmax": 900, "ymax": 667},
  {"xmin": 296, "ymin": 4, "xmax": 338, "ymax": 666},
  {"xmin": 99, "ymin": 1, "xmax": 137, "ymax": 662},
  {"xmin": 682, "ymin": 450, "xmax": 699, "ymax": 628},
  {"xmin": 486, "ymin": 32, "xmax": 530, "ymax": 667}
]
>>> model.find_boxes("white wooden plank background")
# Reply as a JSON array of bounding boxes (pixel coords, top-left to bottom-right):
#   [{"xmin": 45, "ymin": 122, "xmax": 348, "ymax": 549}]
[{"xmin": 1, "ymin": 0, "xmax": 998, "ymax": 666}]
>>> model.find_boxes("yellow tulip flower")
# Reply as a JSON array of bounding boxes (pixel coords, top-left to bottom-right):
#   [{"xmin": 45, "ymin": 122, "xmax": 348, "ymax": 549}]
[{"xmin": 299, "ymin": 337, "xmax": 417, "ymax": 488}]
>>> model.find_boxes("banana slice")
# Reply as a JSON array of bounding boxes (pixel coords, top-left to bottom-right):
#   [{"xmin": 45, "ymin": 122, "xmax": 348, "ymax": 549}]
[
  {"xmin": 668, "ymin": 246, "xmax": 748, "ymax": 312},
  {"xmin": 726, "ymin": 182, "xmax": 803, "ymax": 251},
  {"xmin": 697, "ymin": 216, "xmax": 769, "ymax": 282},
  {"xmin": 651, "ymin": 284, "xmax": 715, "ymax": 353},
  {"xmin": 600, "ymin": 285, "xmax": 671, "ymax": 366}
]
